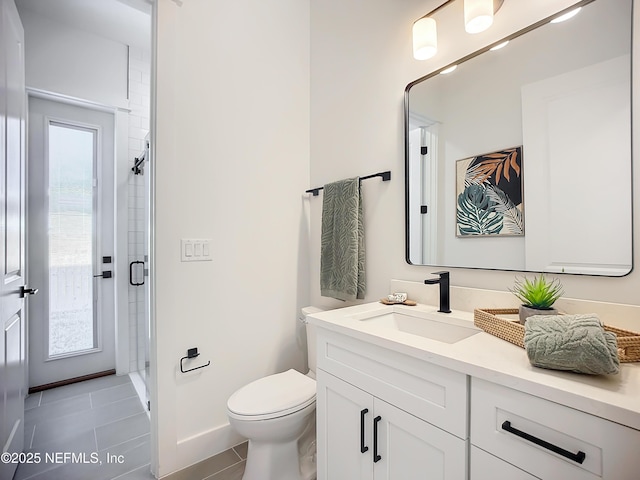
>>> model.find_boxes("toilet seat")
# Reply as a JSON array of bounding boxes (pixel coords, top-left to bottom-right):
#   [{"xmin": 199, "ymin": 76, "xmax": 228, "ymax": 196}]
[{"xmin": 227, "ymin": 369, "xmax": 316, "ymax": 421}]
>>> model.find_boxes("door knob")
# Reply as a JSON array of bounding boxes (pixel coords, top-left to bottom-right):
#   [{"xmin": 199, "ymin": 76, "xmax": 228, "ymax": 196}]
[{"xmin": 19, "ymin": 286, "xmax": 39, "ymax": 298}]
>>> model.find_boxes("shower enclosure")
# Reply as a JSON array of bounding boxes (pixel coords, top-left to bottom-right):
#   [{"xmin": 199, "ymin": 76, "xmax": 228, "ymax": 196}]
[{"xmin": 129, "ymin": 138, "xmax": 151, "ymax": 407}]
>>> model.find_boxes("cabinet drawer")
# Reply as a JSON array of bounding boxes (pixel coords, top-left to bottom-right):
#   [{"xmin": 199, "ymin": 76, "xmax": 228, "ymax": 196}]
[
  {"xmin": 317, "ymin": 329, "xmax": 468, "ymax": 438},
  {"xmin": 471, "ymin": 378, "xmax": 640, "ymax": 480},
  {"xmin": 471, "ymin": 446, "xmax": 538, "ymax": 480}
]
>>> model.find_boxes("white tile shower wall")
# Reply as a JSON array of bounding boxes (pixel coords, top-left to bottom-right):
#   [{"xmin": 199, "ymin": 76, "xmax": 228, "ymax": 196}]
[{"xmin": 128, "ymin": 46, "xmax": 151, "ymax": 373}]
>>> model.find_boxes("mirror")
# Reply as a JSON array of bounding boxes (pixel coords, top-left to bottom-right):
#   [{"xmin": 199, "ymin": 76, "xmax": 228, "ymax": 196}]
[{"xmin": 405, "ymin": 0, "xmax": 633, "ymax": 276}]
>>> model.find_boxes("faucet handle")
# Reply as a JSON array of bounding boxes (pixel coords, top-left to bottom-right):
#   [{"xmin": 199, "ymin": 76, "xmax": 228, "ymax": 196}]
[{"xmin": 431, "ymin": 271, "xmax": 449, "ymax": 277}]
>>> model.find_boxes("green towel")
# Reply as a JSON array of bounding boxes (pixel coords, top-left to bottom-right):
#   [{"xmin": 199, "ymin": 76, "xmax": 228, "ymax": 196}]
[
  {"xmin": 524, "ymin": 314, "xmax": 619, "ymax": 375},
  {"xmin": 320, "ymin": 177, "xmax": 365, "ymax": 301}
]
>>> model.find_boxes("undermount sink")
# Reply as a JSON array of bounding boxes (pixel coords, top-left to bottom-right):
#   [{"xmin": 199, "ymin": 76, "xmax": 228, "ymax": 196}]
[{"xmin": 351, "ymin": 307, "xmax": 480, "ymax": 344}]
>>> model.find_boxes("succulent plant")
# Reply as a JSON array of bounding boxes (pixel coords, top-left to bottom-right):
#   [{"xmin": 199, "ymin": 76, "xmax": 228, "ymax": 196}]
[{"xmin": 510, "ymin": 274, "xmax": 564, "ymax": 309}]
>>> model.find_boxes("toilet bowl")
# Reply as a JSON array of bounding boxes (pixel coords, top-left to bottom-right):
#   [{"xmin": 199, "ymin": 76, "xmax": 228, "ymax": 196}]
[{"xmin": 226, "ymin": 307, "xmax": 323, "ymax": 480}]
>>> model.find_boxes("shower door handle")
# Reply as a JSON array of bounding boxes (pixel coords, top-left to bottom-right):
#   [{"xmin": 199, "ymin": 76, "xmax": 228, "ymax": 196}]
[{"xmin": 129, "ymin": 261, "xmax": 145, "ymax": 286}]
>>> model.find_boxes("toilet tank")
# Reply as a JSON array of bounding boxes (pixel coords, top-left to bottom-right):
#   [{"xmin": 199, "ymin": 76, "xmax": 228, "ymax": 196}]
[{"xmin": 301, "ymin": 306, "xmax": 324, "ymax": 377}]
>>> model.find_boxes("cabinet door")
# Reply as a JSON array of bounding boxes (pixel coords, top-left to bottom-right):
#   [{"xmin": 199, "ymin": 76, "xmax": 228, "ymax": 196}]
[
  {"xmin": 317, "ymin": 369, "xmax": 374, "ymax": 480},
  {"xmin": 471, "ymin": 446, "xmax": 539, "ymax": 480},
  {"xmin": 373, "ymin": 398, "xmax": 467, "ymax": 480}
]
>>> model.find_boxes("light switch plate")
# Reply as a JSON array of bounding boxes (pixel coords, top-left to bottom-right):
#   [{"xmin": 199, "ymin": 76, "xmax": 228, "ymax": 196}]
[{"xmin": 181, "ymin": 239, "xmax": 212, "ymax": 262}]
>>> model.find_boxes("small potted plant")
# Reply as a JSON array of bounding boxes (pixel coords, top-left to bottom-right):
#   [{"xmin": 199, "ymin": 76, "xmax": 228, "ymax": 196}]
[{"xmin": 510, "ymin": 274, "xmax": 564, "ymax": 324}]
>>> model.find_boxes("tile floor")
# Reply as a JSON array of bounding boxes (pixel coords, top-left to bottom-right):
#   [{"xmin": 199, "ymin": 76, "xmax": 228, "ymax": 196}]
[{"xmin": 14, "ymin": 375, "xmax": 247, "ymax": 480}]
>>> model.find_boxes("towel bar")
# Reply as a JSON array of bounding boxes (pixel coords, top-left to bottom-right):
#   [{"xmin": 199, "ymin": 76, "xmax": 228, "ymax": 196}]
[{"xmin": 306, "ymin": 171, "xmax": 391, "ymax": 196}]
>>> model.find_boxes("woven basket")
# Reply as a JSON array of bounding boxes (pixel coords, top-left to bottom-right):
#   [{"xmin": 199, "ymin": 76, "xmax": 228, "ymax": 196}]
[{"xmin": 474, "ymin": 308, "xmax": 640, "ymax": 363}]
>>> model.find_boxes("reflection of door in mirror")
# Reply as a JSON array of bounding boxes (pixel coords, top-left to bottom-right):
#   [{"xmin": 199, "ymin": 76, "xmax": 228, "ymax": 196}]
[
  {"xmin": 408, "ymin": 113, "xmax": 439, "ymax": 265},
  {"xmin": 404, "ymin": 0, "xmax": 633, "ymax": 276}
]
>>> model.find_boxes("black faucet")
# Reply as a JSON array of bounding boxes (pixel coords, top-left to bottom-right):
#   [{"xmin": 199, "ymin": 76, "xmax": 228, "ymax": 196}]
[{"xmin": 424, "ymin": 271, "xmax": 451, "ymax": 313}]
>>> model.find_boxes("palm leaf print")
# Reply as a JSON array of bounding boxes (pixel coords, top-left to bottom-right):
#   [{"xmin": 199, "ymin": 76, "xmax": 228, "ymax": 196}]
[
  {"xmin": 465, "ymin": 148, "xmax": 521, "ymax": 185},
  {"xmin": 485, "ymin": 185, "xmax": 523, "ymax": 235},
  {"xmin": 456, "ymin": 184, "xmax": 503, "ymax": 236}
]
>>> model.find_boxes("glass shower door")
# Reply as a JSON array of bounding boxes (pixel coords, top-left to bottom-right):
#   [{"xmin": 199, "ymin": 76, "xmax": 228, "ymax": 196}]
[{"xmin": 129, "ymin": 138, "xmax": 151, "ymax": 406}]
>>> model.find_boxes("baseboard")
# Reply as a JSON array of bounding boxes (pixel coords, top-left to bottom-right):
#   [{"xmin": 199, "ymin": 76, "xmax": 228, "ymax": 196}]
[
  {"xmin": 28, "ymin": 369, "xmax": 117, "ymax": 394},
  {"xmin": 159, "ymin": 423, "xmax": 244, "ymax": 478}
]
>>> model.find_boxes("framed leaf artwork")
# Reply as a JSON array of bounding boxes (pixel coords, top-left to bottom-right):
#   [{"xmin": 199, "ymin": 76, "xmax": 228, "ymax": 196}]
[{"xmin": 455, "ymin": 146, "xmax": 524, "ymax": 237}]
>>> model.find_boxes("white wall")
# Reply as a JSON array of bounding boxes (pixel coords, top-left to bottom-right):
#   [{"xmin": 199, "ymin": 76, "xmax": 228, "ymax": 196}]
[
  {"xmin": 19, "ymin": 7, "xmax": 128, "ymax": 109},
  {"xmin": 309, "ymin": 0, "xmax": 640, "ymax": 310},
  {"xmin": 153, "ymin": 0, "xmax": 310, "ymax": 475}
]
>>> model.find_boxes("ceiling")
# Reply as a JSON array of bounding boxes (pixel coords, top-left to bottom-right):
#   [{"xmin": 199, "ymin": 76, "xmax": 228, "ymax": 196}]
[{"xmin": 15, "ymin": 0, "xmax": 152, "ymax": 50}]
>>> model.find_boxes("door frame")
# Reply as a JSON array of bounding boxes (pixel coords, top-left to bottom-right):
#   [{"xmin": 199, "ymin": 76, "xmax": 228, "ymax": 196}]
[
  {"xmin": 26, "ymin": 93, "xmax": 117, "ymax": 387},
  {"xmin": 13, "ymin": 0, "xmax": 158, "ymax": 474},
  {"xmin": 27, "ymin": 89, "xmax": 136, "ymax": 376}
]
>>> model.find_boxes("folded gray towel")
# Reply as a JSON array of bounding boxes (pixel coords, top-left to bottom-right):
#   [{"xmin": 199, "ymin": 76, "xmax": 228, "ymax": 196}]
[
  {"xmin": 320, "ymin": 177, "xmax": 365, "ymax": 301},
  {"xmin": 523, "ymin": 314, "xmax": 619, "ymax": 375}
]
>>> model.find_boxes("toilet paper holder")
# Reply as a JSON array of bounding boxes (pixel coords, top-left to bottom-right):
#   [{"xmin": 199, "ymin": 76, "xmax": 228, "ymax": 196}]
[{"xmin": 180, "ymin": 347, "xmax": 211, "ymax": 373}]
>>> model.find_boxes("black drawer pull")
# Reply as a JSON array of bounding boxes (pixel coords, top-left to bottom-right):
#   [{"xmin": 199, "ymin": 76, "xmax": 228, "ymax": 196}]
[
  {"xmin": 373, "ymin": 416, "xmax": 382, "ymax": 463},
  {"xmin": 501, "ymin": 420, "xmax": 586, "ymax": 464},
  {"xmin": 360, "ymin": 409, "xmax": 369, "ymax": 453}
]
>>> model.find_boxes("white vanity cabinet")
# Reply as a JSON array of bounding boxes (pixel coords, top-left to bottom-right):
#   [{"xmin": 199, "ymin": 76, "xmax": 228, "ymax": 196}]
[
  {"xmin": 315, "ymin": 329, "xmax": 468, "ymax": 480},
  {"xmin": 470, "ymin": 378, "xmax": 640, "ymax": 480},
  {"xmin": 310, "ymin": 302, "xmax": 640, "ymax": 480}
]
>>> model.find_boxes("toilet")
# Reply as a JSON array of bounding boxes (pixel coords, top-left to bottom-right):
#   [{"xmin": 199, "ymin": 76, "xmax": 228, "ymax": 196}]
[{"xmin": 227, "ymin": 307, "xmax": 323, "ymax": 480}]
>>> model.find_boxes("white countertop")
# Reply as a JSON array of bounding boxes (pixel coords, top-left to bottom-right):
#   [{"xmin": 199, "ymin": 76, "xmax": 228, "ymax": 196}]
[{"xmin": 307, "ymin": 301, "xmax": 640, "ymax": 430}]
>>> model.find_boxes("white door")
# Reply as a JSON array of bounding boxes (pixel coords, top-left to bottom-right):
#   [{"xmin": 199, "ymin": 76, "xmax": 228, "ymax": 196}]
[
  {"xmin": 1, "ymin": 0, "xmax": 27, "ymax": 478},
  {"xmin": 374, "ymin": 398, "xmax": 466, "ymax": 480},
  {"xmin": 317, "ymin": 369, "xmax": 374, "ymax": 480},
  {"xmin": 27, "ymin": 95, "xmax": 116, "ymax": 388}
]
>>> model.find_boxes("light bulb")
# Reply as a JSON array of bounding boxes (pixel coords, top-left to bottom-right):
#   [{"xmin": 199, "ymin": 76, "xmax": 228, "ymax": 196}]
[
  {"xmin": 464, "ymin": 0, "xmax": 494, "ymax": 34},
  {"xmin": 413, "ymin": 17, "xmax": 437, "ymax": 60}
]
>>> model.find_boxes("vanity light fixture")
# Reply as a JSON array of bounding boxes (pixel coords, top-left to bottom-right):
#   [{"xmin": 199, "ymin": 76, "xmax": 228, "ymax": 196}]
[
  {"xmin": 413, "ymin": 16, "xmax": 439, "ymax": 60},
  {"xmin": 550, "ymin": 7, "xmax": 581, "ymax": 23},
  {"xmin": 413, "ymin": 0, "xmax": 504, "ymax": 60},
  {"xmin": 412, "ymin": 0, "xmax": 455, "ymax": 60},
  {"xmin": 440, "ymin": 65, "xmax": 458, "ymax": 74}
]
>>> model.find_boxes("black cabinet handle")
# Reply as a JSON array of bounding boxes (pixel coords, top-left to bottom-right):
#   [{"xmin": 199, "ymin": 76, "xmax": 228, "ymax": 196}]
[
  {"xmin": 501, "ymin": 421, "xmax": 586, "ymax": 464},
  {"xmin": 360, "ymin": 409, "xmax": 369, "ymax": 453},
  {"xmin": 373, "ymin": 416, "xmax": 382, "ymax": 463}
]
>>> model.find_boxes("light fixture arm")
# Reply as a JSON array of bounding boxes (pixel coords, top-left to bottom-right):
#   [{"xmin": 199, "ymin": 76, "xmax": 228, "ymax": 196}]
[
  {"xmin": 422, "ymin": 0, "xmax": 457, "ymax": 19},
  {"xmin": 419, "ymin": 0, "xmax": 503, "ymax": 21}
]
